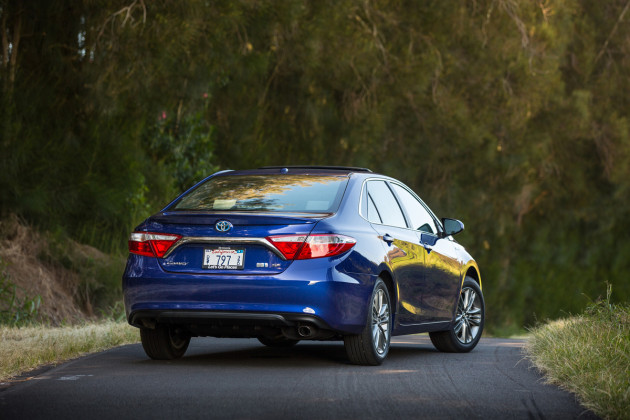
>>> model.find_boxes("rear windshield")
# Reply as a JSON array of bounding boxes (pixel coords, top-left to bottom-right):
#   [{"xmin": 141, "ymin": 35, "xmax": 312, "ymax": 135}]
[{"xmin": 171, "ymin": 175, "xmax": 349, "ymax": 213}]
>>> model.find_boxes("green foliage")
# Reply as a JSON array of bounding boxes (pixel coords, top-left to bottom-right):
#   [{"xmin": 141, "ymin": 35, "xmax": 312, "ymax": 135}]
[
  {"xmin": 584, "ymin": 283, "xmax": 628, "ymax": 326},
  {"xmin": 0, "ymin": 258, "xmax": 41, "ymax": 326},
  {"xmin": 1, "ymin": 0, "xmax": 630, "ymax": 331},
  {"xmin": 148, "ymin": 106, "xmax": 218, "ymax": 192}
]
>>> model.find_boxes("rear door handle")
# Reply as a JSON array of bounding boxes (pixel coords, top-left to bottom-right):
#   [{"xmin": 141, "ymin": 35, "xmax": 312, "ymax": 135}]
[{"xmin": 382, "ymin": 234, "xmax": 394, "ymax": 244}]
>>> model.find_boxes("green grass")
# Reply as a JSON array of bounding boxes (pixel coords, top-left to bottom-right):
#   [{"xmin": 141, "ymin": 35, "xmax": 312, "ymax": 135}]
[
  {"xmin": 0, "ymin": 321, "xmax": 140, "ymax": 382},
  {"xmin": 527, "ymin": 292, "xmax": 630, "ymax": 419}
]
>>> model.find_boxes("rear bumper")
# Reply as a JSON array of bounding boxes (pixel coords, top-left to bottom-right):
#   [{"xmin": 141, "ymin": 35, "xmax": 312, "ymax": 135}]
[
  {"xmin": 128, "ymin": 309, "xmax": 336, "ymax": 340},
  {"xmin": 129, "ymin": 310, "xmax": 332, "ymax": 328},
  {"xmin": 122, "ymin": 254, "xmax": 375, "ymax": 335}
]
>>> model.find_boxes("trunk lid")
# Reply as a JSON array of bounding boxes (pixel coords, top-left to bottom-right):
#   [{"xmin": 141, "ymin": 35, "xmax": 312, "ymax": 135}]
[{"xmin": 142, "ymin": 211, "xmax": 327, "ymax": 275}]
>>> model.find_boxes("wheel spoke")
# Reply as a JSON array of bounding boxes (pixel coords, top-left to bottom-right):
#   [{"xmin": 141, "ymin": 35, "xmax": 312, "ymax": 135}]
[
  {"xmin": 373, "ymin": 323, "xmax": 384, "ymax": 353},
  {"xmin": 462, "ymin": 289, "xmax": 470, "ymax": 310},
  {"xmin": 379, "ymin": 301, "xmax": 387, "ymax": 317},
  {"xmin": 465, "ymin": 291, "xmax": 476, "ymax": 312},
  {"xmin": 454, "ymin": 318, "xmax": 464, "ymax": 335},
  {"xmin": 468, "ymin": 316, "xmax": 482, "ymax": 326},
  {"xmin": 379, "ymin": 304, "xmax": 389, "ymax": 323},
  {"xmin": 381, "ymin": 319, "xmax": 389, "ymax": 330},
  {"xmin": 377, "ymin": 329, "xmax": 385, "ymax": 352},
  {"xmin": 460, "ymin": 320, "xmax": 469, "ymax": 343}
]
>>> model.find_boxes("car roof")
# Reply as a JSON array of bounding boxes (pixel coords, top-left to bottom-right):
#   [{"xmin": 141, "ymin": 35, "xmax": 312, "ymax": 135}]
[{"xmin": 218, "ymin": 166, "xmax": 374, "ymax": 176}]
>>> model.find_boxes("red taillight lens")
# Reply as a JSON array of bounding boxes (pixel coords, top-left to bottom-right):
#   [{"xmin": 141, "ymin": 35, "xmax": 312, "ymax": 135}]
[
  {"xmin": 128, "ymin": 232, "xmax": 182, "ymax": 258},
  {"xmin": 267, "ymin": 234, "xmax": 356, "ymax": 260},
  {"xmin": 266, "ymin": 235, "xmax": 309, "ymax": 260},
  {"xmin": 297, "ymin": 234, "xmax": 356, "ymax": 259},
  {"xmin": 128, "ymin": 238, "xmax": 154, "ymax": 257}
]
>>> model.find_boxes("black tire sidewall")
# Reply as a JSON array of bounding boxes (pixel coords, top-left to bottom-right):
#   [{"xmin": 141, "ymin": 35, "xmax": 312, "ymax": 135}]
[{"xmin": 140, "ymin": 326, "xmax": 190, "ymax": 360}]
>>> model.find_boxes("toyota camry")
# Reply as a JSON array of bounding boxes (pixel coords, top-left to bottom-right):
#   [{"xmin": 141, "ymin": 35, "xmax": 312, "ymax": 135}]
[{"xmin": 123, "ymin": 166, "xmax": 484, "ymax": 365}]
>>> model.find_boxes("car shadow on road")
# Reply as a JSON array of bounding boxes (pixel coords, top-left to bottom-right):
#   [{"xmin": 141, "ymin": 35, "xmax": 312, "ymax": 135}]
[{"xmin": 131, "ymin": 338, "xmax": 442, "ymax": 368}]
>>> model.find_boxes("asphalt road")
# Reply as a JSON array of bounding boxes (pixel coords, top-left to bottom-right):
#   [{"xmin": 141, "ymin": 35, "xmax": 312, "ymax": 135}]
[{"xmin": 0, "ymin": 336, "xmax": 597, "ymax": 419}]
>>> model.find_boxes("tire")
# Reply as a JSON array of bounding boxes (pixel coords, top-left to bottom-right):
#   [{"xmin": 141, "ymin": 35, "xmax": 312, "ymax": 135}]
[
  {"xmin": 257, "ymin": 335, "xmax": 299, "ymax": 347},
  {"xmin": 430, "ymin": 276, "xmax": 484, "ymax": 353},
  {"xmin": 344, "ymin": 278, "xmax": 392, "ymax": 365},
  {"xmin": 140, "ymin": 326, "xmax": 191, "ymax": 360}
]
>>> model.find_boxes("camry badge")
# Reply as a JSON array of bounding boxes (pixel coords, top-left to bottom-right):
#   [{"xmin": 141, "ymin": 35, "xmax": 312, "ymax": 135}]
[{"xmin": 215, "ymin": 220, "xmax": 233, "ymax": 232}]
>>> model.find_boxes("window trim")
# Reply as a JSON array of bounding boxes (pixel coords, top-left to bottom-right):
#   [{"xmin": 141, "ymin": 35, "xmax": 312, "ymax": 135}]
[
  {"xmin": 388, "ymin": 181, "xmax": 442, "ymax": 236},
  {"xmin": 366, "ymin": 192, "xmax": 383, "ymax": 224},
  {"xmin": 359, "ymin": 178, "xmax": 409, "ymax": 229},
  {"xmin": 358, "ymin": 177, "xmax": 444, "ymax": 236}
]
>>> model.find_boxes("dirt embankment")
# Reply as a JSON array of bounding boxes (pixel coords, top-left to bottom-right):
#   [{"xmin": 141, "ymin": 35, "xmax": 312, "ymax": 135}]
[{"xmin": 0, "ymin": 215, "xmax": 124, "ymax": 325}]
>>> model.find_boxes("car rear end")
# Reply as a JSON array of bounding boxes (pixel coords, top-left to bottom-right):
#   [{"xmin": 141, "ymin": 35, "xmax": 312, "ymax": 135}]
[{"xmin": 122, "ymin": 168, "xmax": 374, "ymax": 344}]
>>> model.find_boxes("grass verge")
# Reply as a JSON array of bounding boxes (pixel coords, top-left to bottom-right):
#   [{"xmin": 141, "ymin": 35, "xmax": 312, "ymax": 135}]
[
  {"xmin": 0, "ymin": 321, "xmax": 139, "ymax": 382},
  {"xmin": 526, "ymin": 295, "xmax": 630, "ymax": 419}
]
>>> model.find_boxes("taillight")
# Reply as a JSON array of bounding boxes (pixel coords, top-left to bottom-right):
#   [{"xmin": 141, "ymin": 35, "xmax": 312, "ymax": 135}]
[
  {"xmin": 128, "ymin": 232, "xmax": 182, "ymax": 258},
  {"xmin": 266, "ymin": 234, "xmax": 356, "ymax": 260},
  {"xmin": 266, "ymin": 235, "xmax": 309, "ymax": 259},
  {"xmin": 297, "ymin": 234, "xmax": 356, "ymax": 259}
]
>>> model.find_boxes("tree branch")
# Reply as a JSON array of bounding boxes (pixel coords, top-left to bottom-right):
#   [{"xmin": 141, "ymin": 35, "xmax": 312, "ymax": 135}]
[
  {"xmin": 1, "ymin": 10, "xmax": 8, "ymax": 69},
  {"xmin": 8, "ymin": 5, "xmax": 21, "ymax": 90},
  {"xmin": 594, "ymin": 0, "xmax": 630, "ymax": 65},
  {"xmin": 97, "ymin": 0, "xmax": 147, "ymax": 45}
]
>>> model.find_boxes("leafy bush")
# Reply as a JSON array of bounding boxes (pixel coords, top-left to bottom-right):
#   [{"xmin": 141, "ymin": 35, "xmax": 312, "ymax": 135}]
[{"xmin": 148, "ymin": 106, "xmax": 219, "ymax": 193}]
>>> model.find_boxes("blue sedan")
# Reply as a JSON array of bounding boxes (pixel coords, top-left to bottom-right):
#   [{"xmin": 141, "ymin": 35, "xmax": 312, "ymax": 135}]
[{"xmin": 123, "ymin": 166, "xmax": 484, "ymax": 365}]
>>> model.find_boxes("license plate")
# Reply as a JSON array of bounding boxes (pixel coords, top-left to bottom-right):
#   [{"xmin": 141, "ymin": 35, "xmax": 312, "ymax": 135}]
[{"xmin": 203, "ymin": 248, "xmax": 245, "ymax": 270}]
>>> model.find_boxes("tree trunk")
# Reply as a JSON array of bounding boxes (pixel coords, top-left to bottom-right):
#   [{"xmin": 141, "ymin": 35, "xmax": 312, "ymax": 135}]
[{"xmin": 1, "ymin": 1, "xmax": 21, "ymax": 147}]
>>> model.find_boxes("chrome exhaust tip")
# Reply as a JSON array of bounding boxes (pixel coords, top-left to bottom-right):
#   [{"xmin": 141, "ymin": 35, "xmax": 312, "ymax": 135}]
[{"xmin": 297, "ymin": 325, "xmax": 314, "ymax": 338}]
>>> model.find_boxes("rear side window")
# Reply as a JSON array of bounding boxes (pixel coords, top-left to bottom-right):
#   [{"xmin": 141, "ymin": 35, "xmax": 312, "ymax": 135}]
[
  {"xmin": 365, "ymin": 181, "xmax": 407, "ymax": 228},
  {"xmin": 171, "ymin": 175, "xmax": 349, "ymax": 213}
]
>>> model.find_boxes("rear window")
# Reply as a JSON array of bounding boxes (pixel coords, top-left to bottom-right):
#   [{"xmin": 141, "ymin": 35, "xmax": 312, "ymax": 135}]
[{"xmin": 171, "ymin": 175, "xmax": 349, "ymax": 213}]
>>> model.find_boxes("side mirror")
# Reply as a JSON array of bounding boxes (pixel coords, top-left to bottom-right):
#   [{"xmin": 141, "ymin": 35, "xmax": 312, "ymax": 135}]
[{"xmin": 441, "ymin": 218, "xmax": 464, "ymax": 237}]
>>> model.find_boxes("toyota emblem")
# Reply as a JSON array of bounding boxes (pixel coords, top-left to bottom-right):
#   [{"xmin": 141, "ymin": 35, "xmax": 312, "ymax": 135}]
[{"xmin": 215, "ymin": 220, "xmax": 233, "ymax": 232}]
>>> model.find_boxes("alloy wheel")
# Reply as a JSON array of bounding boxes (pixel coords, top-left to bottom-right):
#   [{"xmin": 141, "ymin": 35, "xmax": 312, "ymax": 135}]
[
  {"xmin": 454, "ymin": 287, "xmax": 482, "ymax": 344},
  {"xmin": 371, "ymin": 288, "xmax": 390, "ymax": 355}
]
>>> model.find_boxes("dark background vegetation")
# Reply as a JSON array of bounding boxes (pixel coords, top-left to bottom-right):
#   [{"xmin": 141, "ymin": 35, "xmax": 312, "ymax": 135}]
[{"xmin": 1, "ymin": 0, "xmax": 629, "ymax": 333}]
